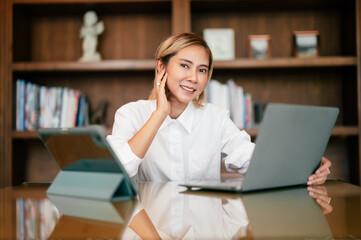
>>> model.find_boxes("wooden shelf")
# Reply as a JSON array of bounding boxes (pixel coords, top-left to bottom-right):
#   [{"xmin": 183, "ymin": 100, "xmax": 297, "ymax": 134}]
[
  {"xmin": 213, "ymin": 57, "xmax": 357, "ymax": 69},
  {"xmin": 13, "ymin": 128, "xmax": 113, "ymax": 139},
  {"xmin": 12, "ymin": 57, "xmax": 356, "ymax": 72},
  {"xmin": 13, "ymin": 126, "xmax": 359, "ymax": 139},
  {"xmin": 245, "ymin": 126, "xmax": 359, "ymax": 137},
  {"xmin": 13, "ymin": 131, "xmax": 41, "ymax": 139},
  {"xmin": 331, "ymin": 126, "xmax": 360, "ymax": 136},
  {"xmin": 12, "ymin": 60, "xmax": 155, "ymax": 72},
  {"xmin": 11, "ymin": 183, "xmax": 50, "ymax": 199},
  {"xmin": 13, "ymin": 0, "xmax": 170, "ymax": 3}
]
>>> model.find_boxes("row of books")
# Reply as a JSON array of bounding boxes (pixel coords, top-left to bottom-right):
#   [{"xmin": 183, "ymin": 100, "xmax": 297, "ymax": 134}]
[
  {"xmin": 206, "ymin": 79, "xmax": 265, "ymax": 129},
  {"xmin": 16, "ymin": 79, "xmax": 89, "ymax": 131},
  {"xmin": 16, "ymin": 198, "xmax": 60, "ymax": 240}
]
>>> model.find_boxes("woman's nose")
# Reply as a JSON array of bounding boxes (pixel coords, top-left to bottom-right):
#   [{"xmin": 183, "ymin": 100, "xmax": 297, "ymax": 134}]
[{"xmin": 188, "ymin": 69, "xmax": 198, "ymax": 83}]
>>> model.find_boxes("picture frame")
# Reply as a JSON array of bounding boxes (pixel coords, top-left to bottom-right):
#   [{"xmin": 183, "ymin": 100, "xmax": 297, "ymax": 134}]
[
  {"xmin": 247, "ymin": 35, "xmax": 272, "ymax": 59},
  {"xmin": 203, "ymin": 28, "xmax": 235, "ymax": 60},
  {"xmin": 293, "ymin": 31, "xmax": 320, "ymax": 58}
]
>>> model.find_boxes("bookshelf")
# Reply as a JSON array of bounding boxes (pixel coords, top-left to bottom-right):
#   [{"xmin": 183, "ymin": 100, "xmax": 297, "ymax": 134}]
[{"xmin": 1, "ymin": 0, "xmax": 360, "ymax": 187}]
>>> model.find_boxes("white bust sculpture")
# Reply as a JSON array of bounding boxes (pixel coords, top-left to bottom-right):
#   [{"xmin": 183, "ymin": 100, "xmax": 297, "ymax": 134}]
[{"xmin": 79, "ymin": 11, "xmax": 104, "ymax": 62}]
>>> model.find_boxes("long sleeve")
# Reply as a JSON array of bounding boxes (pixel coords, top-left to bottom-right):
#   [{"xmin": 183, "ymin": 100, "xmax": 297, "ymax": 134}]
[
  {"xmin": 221, "ymin": 115, "xmax": 256, "ymax": 174},
  {"xmin": 107, "ymin": 101, "xmax": 151, "ymax": 177}
]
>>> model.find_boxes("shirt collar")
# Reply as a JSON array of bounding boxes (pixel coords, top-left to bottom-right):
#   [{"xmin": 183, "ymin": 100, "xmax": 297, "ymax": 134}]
[{"xmin": 156, "ymin": 101, "xmax": 195, "ymax": 134}]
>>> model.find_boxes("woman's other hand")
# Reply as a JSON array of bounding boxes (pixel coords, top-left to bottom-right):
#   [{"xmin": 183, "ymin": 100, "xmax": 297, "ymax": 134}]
[{"xmin": 307, "ymin": 157, "xmax": 332, "ymax": 185}]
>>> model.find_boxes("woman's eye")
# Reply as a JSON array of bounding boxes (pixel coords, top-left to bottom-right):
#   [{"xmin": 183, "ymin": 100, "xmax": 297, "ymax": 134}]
[
  {"xmin": 200, "ymin": 69, "xmax": 207, "ymax": 73},
  {"xmin": 181, "ymin": 64, "xmax": 188, "ymax": 68}
]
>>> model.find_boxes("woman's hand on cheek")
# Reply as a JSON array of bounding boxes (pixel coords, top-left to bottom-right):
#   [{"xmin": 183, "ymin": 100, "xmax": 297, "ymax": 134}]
[
  {"xmin": 307, "ymin": 157, "xmax": 332, "ymax": 185},
  {"xmin": 155, "ymin": 69, "xmax": 171, "ymax": 117}
]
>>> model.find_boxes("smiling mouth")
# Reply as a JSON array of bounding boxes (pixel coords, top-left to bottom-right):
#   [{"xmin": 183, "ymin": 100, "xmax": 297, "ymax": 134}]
[{"xmin": 180, "ymin": 85, "xmax": 196, "ymax": 92}]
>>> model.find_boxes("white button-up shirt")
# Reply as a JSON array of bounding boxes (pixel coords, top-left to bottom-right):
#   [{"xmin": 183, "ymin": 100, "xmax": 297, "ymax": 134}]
[{"xmin": 107, "ymin": 100, "xmax": 255, "ymax": 182}]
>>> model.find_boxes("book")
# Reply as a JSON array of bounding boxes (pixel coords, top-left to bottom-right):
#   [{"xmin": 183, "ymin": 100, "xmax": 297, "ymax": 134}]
[
  {"xmin": 16, "ymin": 79, "xmax": 26, "ymax": 131},
  {"xmin": 15, "ymin": 79, "xmax": 89, "ymax": 131},
  {"xmin": 207, "ymin": 79, "xmax": 254, "ymax": 129}
]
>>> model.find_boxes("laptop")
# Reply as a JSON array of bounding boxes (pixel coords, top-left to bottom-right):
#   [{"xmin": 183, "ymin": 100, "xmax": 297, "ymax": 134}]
[
  {"xmin": 38, "ymin": 125, "xmax": 138, "ymax": 201},
  {"xmin": 180, "ymin": 103, "xmax": 339, "ymax": 193}
]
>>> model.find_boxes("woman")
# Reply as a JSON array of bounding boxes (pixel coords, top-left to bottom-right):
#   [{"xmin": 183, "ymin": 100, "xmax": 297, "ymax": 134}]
[{"xmin": 107, "ymin": 32, "xmax": 330, "ymax": 185}]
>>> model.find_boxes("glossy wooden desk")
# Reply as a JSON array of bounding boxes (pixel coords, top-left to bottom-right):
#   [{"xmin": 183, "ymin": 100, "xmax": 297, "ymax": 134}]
[{"xmin": 0, "ymin": 180, "xmax": 360, "ymax": 239}]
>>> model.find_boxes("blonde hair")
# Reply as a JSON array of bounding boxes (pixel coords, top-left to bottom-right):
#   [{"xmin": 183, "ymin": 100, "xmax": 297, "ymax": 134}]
[{"xmin": 149, "ymin": 32, "xmax": 213, "ymax": 107}]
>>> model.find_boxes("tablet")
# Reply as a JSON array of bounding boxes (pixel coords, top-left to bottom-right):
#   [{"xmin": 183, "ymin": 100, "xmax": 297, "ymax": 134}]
[{"xmin": 38, "ymin": 125, "xmax": 138, "ymax": 201}]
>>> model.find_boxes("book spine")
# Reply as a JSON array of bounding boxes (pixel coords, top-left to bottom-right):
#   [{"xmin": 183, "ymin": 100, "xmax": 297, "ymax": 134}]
[
  {"xmin": 72, "ymin": 90, "xmax": 80, "ymax": 127},
  {"xmin": 245, "ymin": 93, "xmax": 252, "ymax": 129},
  {"xmin": 20, "ymin": 80, "xmax": 25, "ymax": 131}
]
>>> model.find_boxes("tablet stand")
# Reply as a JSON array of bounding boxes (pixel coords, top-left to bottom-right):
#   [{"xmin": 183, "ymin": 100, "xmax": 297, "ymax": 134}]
[{"xmin": 47, "ymin": 170, "xmax": 133, "ymax": 201}]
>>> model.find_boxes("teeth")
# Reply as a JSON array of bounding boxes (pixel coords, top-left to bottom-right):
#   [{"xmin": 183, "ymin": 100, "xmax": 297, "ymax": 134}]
[{"xmin": 181, "ymin": 85, "xmax": 195, "ymax": 92}]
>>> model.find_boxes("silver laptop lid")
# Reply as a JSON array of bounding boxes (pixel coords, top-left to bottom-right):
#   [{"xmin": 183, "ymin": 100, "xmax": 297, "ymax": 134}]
[{"xmin": 242, "ymin": 103, "xmax": 339, "ymax": 192}]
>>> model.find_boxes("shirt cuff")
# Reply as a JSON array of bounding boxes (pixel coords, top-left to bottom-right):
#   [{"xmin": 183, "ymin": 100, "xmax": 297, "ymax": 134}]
[
  {"xmin": 107, "ymin": 135, "xmax": 142, "ymax": 177},
  {"xmin": 224, "ymin": 142, "xmax": 255, "ymax": 174}
]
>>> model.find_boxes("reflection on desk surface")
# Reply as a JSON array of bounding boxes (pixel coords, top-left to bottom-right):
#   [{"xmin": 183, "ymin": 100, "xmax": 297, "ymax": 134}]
[
  {"xmin": 48, "ymin": 194, "xmax": 137, "ymax": 239},
  {"xmin": 126, "ymin": 183, "xmax": 331, "ymax": 239},
  {"xmin": 1, "ymin": 180, "xmax": 360, "ymax": 239},
  {"xmin": 241, "ymin": 187, "xmax": 332, "ymax": 239},
  {"xmin": 126, "ymin": 181, "xmax": 361, "ymax": 239},
  {"xmin": 15, "ymin": 197, "xmax": 59, "ymax": 239},
  {"xmin": 125, "ymin": 182, "xmax": 250, "ymax": 239}
]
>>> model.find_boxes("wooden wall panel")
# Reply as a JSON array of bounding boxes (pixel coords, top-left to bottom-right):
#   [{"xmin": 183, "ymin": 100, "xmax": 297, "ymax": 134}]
[
  {"xmin": 172, "ymin": 0, "xmax": 191, "ymax": 34},
  {"xmin": 0, "ymin": 0, "xmax": 13, "ymax": 187},
  {"xmin": 13, "ymin": 2, "xmax": 172, "ymax": 61},
  {"xmin": 192, "ymin": 8, "xmax": 352, "ymax": 58},
  {"xmin": 356, "ymin": 0, "xmax": 361, "ymax": 184},
  {"xmin": 28, "ymin": 14, "xmax": 171, "ymax": 61}
]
